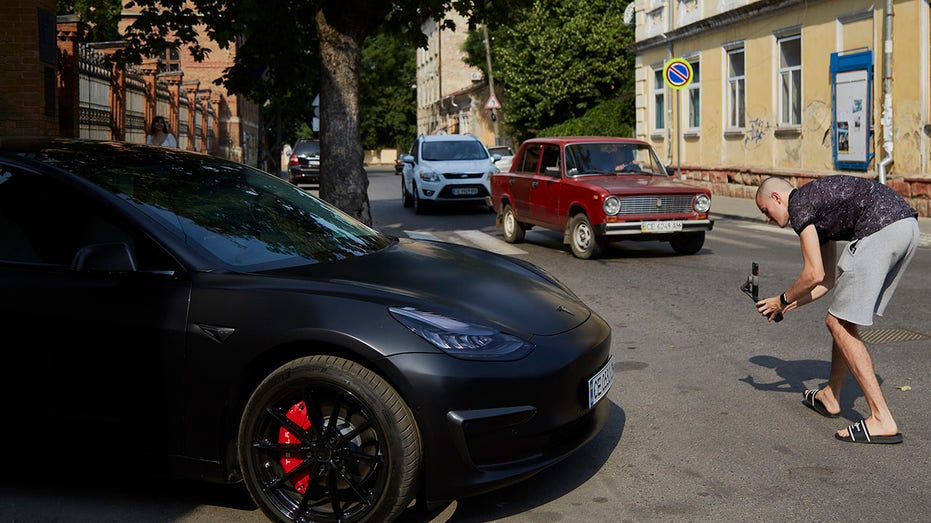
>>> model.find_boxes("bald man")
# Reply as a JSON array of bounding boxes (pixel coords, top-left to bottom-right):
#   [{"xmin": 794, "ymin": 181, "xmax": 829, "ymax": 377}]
[{"xmin": 755, "ymin": 175, "xmax": 918, "ymax": 444}]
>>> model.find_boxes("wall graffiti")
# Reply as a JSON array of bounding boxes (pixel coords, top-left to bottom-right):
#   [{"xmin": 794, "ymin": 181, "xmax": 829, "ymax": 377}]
[{"xmin": 743, "ymin": 118, "xmax": 771, "ymax": 149}]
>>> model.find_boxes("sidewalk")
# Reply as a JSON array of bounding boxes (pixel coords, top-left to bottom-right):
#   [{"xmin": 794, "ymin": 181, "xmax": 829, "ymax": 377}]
[{"xmin": 710, "ymin": 195, "xmax": 931, "ymax": 248}]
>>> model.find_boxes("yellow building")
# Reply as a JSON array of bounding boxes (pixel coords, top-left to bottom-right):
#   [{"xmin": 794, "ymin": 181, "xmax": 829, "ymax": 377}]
[
  {"xmin": 632, "ymin": 0, "xmax": 930, "ymax": 216},
  {"xmin": 415, "ymin": 13, "xmax": 507, "ymax": 149}
]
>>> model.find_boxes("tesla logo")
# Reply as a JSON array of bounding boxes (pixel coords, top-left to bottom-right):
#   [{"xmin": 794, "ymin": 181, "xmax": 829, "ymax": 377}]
[{"xmin": 557, "ymin": 305, "xmax": 575, "ymax": 316}]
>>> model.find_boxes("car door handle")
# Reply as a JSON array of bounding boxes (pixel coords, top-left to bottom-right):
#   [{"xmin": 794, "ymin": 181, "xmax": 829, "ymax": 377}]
[
  {"xmin": 509, "ymin": 178, "xmax": 515, "ymax": 185},
  {"xmin": 531, "ymin": 181, "xmax": 538, "ymax": 188}
]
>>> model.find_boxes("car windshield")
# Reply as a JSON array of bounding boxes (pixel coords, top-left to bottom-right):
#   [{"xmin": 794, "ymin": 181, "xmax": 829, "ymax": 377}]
[
  {"xmin": 564, "ymin": 143, "xmax": 667, "ymax": 177},
  {"xmin": 37, "ymin": 144, "xmax": 392, "ymax": 271},
  {"xmin": 422, "ymin": 140, "xmax": 489, "ymax": 161}
]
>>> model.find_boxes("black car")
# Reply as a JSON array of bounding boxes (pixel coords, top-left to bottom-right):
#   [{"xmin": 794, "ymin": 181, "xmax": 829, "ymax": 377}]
[
  {"xmin": 0, "ymin": 139, "xmax": 613, "ymax": 523},
  {"xmin": 288, "ymin": 138, "xmax": 321, "ymax": 186}
]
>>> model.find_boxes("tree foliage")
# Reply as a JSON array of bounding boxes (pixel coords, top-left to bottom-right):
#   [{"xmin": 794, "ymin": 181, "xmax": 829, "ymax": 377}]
[
  {"xmin": 57, "ymin": 0, "xmax": 123, "ymax": 42},
  {"xmin": 360, "ymin": 32, "xmax": 417, "ymax": 153},
  {"xmin": 467, "ymin": 0, "xmax": 635, "ymax": 142},
  {"xmin": 114, "ymin": 0, "xmax": 527, "ymax": 226}
]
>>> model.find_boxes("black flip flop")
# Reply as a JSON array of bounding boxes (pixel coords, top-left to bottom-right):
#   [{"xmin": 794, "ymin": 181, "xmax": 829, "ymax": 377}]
[
  {"xmin": 835, "ymin": 418, "xmax": 903, "ymax": 444},
  {"xmin": 802, "ymin": 389, "xmax": 839, "ymax": 418}
]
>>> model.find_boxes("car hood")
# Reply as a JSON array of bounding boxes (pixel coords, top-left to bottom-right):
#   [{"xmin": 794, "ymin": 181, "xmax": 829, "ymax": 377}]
[
  {"xmin": 421, "ymin": 158, "xmax": 494, "ymax": 173},
  {"xmin": 270, "ymin": 238, "xmax": 590, "ymax": 338},
  {"xmin": 582, "ymin": 175, "xmax": 707, "ymax": 195}
]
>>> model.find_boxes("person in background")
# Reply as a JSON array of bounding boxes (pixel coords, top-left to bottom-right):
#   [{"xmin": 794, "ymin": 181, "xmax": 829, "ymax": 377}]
[
  {"xmin": 146, "ymin": 116, "xmax": 177, "ymax": 148},
  {"xmin": 754, "ymin": 175, "xmax": 919, "ymax": 444}
]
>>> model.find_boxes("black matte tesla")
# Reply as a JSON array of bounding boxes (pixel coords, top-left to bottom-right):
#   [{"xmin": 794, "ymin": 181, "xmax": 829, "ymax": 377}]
[{"xmin": 0, "ymin": 138, "xmax": 613, "ymax": 523}]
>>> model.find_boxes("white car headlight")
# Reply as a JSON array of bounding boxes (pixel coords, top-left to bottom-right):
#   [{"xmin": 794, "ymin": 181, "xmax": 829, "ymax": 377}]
[
  {"xmin": 694, "ymin": 194, "xmax": 711, "ymax": 213},
  {"xmin": 418, "ymin": 169, "xmax": 440, "ymax": 182},
  {"xmin": 389, "ymin": 306, "xmax": 534, "ymax": 361},
  {"xmin": 603, "ymin": 196, "xmax": 620, "ymax": 216}
]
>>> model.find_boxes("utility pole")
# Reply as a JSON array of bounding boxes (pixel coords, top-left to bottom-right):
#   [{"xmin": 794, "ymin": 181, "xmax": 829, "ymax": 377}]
[{"xmin": 482, "ymin": 24, "xmax": 499, "ymax": 145}]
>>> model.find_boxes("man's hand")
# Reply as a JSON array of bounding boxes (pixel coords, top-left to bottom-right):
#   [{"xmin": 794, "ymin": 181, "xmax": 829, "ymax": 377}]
[{"xmin": 756, "ymin": 295, "xmax": 786, "ymax": 322}]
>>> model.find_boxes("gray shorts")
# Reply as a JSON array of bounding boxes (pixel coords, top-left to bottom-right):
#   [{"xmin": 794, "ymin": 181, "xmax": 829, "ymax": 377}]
[{"xmin": 829, "ymin": 217, "xmax": 920, "ymax": 326}]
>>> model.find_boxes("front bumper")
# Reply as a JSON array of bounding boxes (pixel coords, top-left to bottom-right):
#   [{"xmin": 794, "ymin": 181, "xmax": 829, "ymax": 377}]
[
  {"xmin": 384, "ymin": 312, "xmax": 613, "ymax": 502},
  {"xmin": 602, "ymin": 218, "xmax": 714, "ymax": 236}
]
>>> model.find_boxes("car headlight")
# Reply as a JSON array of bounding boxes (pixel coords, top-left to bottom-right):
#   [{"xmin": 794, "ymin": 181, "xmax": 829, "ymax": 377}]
[
  {"xmin": 694, "ymin": 194, "xmax": 711, "ymax": 213},
  {"xmin": 389, "ymin": 306, "xmax": 534, "ymax": 361},
  {"xmin": 603, "ymin": 196, "xmax": 620, "ymax": 216},
  {"xmin": 418, "ymin": 169, "xmax": 440, "ymax": 182}
]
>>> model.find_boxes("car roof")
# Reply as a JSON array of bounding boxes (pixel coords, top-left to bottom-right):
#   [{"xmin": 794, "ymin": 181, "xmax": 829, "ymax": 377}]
[
  {"xmin": 419, "ymin": 134, "xmax": 482, "ymax": 142},
  {"xmin": 521, "ymin": 136, "xmax": 648, "ymax": 146}
]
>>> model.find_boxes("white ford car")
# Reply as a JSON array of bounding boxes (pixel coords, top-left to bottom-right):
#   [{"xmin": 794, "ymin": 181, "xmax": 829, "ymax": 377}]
[{"xmin": 400, "ymin": 134, "xmax": 499, "ymax": 214}]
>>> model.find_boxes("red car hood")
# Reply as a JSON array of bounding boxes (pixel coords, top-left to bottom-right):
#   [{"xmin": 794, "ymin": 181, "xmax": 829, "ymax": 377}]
[{"xmin": 581, "ymin": 175, "xmax": 706, "ymax": 195}]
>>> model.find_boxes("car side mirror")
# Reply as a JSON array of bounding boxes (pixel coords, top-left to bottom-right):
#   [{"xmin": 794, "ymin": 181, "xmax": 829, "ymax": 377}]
[
  {"xmin": 492, "ymin": 154, "xmax": 502, "ymax": 161},
  {"xmin": 402, "ymin": 154, "xmax": 414, "ymax": 163},
  {"xmin": 71, "ymin": 242, "xmax": 137, "ymax": 272}
]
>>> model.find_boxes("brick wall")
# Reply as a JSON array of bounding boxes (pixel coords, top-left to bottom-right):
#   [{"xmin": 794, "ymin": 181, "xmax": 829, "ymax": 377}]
[{"xmin": 0, "ymin": 0, "xmax": 59, "ymax": 137}]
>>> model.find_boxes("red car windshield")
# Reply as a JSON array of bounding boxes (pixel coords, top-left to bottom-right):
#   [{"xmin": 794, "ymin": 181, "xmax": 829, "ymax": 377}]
[{"xmin": 564, "ymin": 143, "xmax": 667, "ymax": 177}]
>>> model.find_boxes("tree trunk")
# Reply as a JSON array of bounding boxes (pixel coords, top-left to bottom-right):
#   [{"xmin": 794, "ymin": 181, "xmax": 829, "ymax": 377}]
[{"xmin": 315, "ymin": 6, "xmax": 372, "ymax": 226}]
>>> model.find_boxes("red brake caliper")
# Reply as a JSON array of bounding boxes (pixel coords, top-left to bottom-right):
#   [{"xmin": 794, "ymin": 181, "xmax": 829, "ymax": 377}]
[{"xmin": 279, "ymin": 400, "xmax": 311, "ymax": 493}]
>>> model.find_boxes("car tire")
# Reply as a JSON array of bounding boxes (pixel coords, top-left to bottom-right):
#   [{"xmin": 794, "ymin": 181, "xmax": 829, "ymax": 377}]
[
  {"xmin": 569, "ymin": 213, "xmax": 602, "ymax": 259},
  {"xmin": 238, "ymin": 355, "xmax": 421, "ymax": 523},
  {"xmin": 502, "ymin": 204, "xmax": 525, "ymax": 244},
  {"xmin": 402, "ymin": 177, "xmax": 413, "ymax": 208},
  {"xmin": 413, "ymin": 185, "xmax": 430, "ymax": 215},
  {"xmin": 669, "ymin": 232, "xmax": 705, "ymax": 255}
]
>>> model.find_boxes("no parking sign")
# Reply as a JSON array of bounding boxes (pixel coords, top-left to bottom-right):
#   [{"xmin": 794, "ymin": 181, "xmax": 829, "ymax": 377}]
[{"xmin": 664, "ymin": 59, "xmax": 693, "ymax": 90}]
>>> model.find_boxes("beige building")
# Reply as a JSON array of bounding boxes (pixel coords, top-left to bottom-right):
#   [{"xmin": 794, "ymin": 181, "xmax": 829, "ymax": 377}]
[
  {"xmin": 632, "ymin": 0, "xmax": 930, "ymax": 216},
  {"xmin": 415, "ymin": 13, "xmax": 507, "ymax": 149}
]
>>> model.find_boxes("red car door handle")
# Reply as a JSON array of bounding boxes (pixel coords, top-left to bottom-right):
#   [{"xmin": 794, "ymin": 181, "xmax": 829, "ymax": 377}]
[{"xmin": 531, "ymin": 181, "xmax": 538, "ymax": 188}]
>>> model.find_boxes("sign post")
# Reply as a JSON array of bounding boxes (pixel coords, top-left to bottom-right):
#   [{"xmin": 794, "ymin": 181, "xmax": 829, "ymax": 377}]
[{"xmin": 663, "ymin": 58, "xmax": 693, "ymax": 178}]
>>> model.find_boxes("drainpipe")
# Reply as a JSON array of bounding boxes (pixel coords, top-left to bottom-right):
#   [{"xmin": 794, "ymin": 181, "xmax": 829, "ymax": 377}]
[{"xmin": 878, "ymin": 0, "xmax": 894, "ymax": 184}]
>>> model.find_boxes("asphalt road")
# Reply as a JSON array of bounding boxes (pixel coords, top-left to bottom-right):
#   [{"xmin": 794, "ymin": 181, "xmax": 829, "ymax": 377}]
[{"xmin": 3, "ymin": 167, "xmax": 929, "ymax": 523}]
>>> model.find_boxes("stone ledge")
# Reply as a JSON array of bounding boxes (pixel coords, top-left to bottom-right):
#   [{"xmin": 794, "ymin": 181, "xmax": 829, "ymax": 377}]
[{"xmin": 673, "ymin": 165, "xmax": 931, "ymax": 217}]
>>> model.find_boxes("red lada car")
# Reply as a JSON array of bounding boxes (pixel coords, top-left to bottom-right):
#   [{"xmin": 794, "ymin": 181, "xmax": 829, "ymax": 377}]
[{"xmin": 491, "ymin": 136, "xmax": 713, "ymax": 259}]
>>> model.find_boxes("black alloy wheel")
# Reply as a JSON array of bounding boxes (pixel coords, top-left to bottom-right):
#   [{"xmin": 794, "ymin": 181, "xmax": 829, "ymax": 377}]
[{"xmin": 239, "ymin": 355, "xmax": 421, "ymax": 523}]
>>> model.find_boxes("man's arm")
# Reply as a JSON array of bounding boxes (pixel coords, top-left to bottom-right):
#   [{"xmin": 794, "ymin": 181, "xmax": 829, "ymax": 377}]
[{"xmin": 757, "ymin": 224, "xmax": 835, "ymax": 320}]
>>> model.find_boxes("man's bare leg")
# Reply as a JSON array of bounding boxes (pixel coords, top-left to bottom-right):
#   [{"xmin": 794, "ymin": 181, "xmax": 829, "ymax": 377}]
[
  {"xmin": 825, "ymin": 313, "xmax": 898, "ymax": 437},
  {"xmin": 811, "ymin": 339, "xmax": 847, "ymax": 416}
]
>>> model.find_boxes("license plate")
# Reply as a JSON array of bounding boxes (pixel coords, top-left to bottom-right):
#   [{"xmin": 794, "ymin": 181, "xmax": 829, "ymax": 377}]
[
  {"xmin": 641, "ymin": 220, "xmax": 683, "ymax": 233},
  {"xmin": 309, "ymin": 160, "xmax": 320, "ymax": 166},
  {"xmin": 452, "ymin": 187, "xmax": 478, "ymax": 196},
  {"xmin": 588, "ymin": 355, "xmax": 614, "ymax": 408}
]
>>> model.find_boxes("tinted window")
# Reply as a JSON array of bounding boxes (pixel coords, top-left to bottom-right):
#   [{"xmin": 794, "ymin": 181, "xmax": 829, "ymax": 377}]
[
  {"xmin": 293, "ymin": 141, "xmax": 320, "ymax": 155},
  {"xmin": 0, "ymin": 164, "xmax": 176, "ymax": 270},
  {"xmin": 25, "ymin": 144, "xmax": 393, "ymax": 271}
]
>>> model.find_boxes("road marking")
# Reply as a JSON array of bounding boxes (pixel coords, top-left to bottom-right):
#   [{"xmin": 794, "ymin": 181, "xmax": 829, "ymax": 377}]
[
  {"xmin": 737, "ymin": 223, "xmax": 799, "ymax": 237},
  {"xmin": 453, "ymin": 230, "xmax": 527, "ymax": 255},
  {"xmin": 403, "ymin": 229, "xmax": 527, "ymax": 255},
  {"xmin": 404, "ymin": 230, "xmax": 439, "ymax": 241}
]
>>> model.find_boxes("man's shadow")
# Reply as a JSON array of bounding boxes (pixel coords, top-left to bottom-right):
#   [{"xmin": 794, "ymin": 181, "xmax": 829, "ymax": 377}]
[{"xmin": 740, "ymin": 354, "xmax": 878, "ymax": 417}]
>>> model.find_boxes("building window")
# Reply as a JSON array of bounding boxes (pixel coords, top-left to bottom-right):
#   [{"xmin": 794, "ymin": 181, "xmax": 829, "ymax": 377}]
[
  {"xmin": 653, "ymin": 67, "xmax": 665, "ymax": 131},
  {"xmin": 159, "ymin": 48, "xmax": 181, "ymax": 73},
  {"xmin": 778, "ymin": 34, "xmax": 801, "ymax": 126},
  {"xmin": 727, "ymin": 47, "xmax": 745, "ymax": 129},
  {"xmin": 686, "ymin": 59, "xmax": 700, "ymax": 130}
]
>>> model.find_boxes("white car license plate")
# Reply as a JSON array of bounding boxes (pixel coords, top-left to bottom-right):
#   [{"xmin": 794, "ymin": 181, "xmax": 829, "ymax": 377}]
[
  {"xmin": 641, "ymin": 220, "xmax": 683, "ymax": 233},
  {"xmin": 452, "ymin": 187, "xmax": 478, "ymax": 196},
  {"xmin": 588, "ymin": 355, "xmax": 614, "ymax": 408}
]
